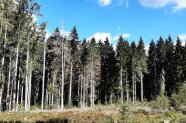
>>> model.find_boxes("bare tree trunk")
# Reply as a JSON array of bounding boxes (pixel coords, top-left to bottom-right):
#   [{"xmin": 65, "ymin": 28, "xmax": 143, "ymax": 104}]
[
  {"xmin": 134, "ymin": 75, "xmax": 137, "ymax": 102},
  {"xmin": 90, "ymin": 61, "xmax": 93, "ymax": 108},
  {"xmin": 6, "ymin": 56, "xmax": 12, "ymax": 110},
  {"xmin": 0, "ymin": 25, "xmax": 7, "ymax": 112},
  {"xmin": 80, "ymin": 74, "xmax": 83, "ymax": 108},
  {"xmin": 21, "ymin": 84, "xmax": 23, "ymax": 104},
  {"xmin": 120, "ymin": 66, "xmax": 123, "ymax": 104},
  {"xmin": 140, "ymin": 72, "xmax": 143, "ymax": 102},
  {"xmin": 132, "ymin": 75, "xmax": 134, "ymax": 103},
  {"xmin": 125, "ymin": 74, "xmax": 129, "ymax": 103},
  {"xmin": 25, "ymin": 34, "xmax": 30, "ymax": 112},
  {"xmin": 52, "ymin": 71, "xmax": 56, "ymax": 105},
  {"xmin": 16, "ymin": 73, "xmax": 20, "ymax": 112},
  {"xmin": 41, "ymin": 42, "xmax": 46, "ymax": 111},
  {"xmin": 92, "ymin": 72, "xmax": 95, "ymax": 107},
  {"xmin": 28, "ymin": 66, "xmax": 32, "ymax": 111},
  {"xmin": 83, "ymin": 74, "xmax": 85, "ymax": 108},
  {"xmin": 12, "ymin": 43, "xmax": 19, "ymax": 111},
  {"xmin": 61, "ymin": 41, "xmax": 64, "ymax": 110},
  {"xmin": 69, "ymin": 61, "xmax": 73, "ymax": 105}
]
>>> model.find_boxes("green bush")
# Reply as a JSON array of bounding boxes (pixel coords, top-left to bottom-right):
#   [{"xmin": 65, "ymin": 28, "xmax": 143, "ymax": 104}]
[
  {"xmin": 150, "ymin": 96, "xmax": 170, "ymax": 109},
  {"xmin": 171, "ymin": 82, "xmax": 186, "ymax": 109}
]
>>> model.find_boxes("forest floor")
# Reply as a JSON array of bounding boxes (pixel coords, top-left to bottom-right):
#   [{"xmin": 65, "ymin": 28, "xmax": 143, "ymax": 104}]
[{"xmin": 0, "ymin": 104, "xmax": 186, "ymax": 123}]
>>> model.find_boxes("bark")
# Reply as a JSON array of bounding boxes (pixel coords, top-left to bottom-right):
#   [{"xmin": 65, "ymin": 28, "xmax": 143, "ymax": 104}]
[
  {"xmin": 6, "ymin": 56, "xmax": 11, "ymax": 110},
  {"xmin": 25, "ymin": 34, "xmax": 30, "ymax": 112},
  {"xmin": 41, "ymin": 42, "xmax": 46, "ymax": 111},
  {"xmin": 69, "ymin": 61, "xmax": 73, "ymax": 105},
  {"xmin": 52, "ymin": 71, "xmax": 56, "ymax": 105},
  {"xmin": 80, "ymin": 74, "xmax": 83, "ymax": 108},
  {"xmin": 125, "ymin": 74, "xmax": 129, "ymax": 103},
  {"xmin": 61, "ymin": 41, "xmax": 64, "ymax": 110},
  {"xmin": 28, "ymin": 65, "xmax": 32, "ymax": 111},
  {"xmin": 140, "ymin": 72, "xmax": 143, "ymax": 102},
  {"xmin": 120, "ymin": 66, "xmax": 123, "ymax": 104},
  {"xmin": 12, "ymin": 43, "xmax": 19, "ymax": 111},
  {"xmin": 90, "ymin": 60, "xmax": 93, "ymax": 107},
  {"xmin": 16, "ymin": 73, "xmax": 20, "ymax": 112},
  {"xmin": 0, "ymin": 25, "xmax": 7, "ymax": 112},
  {"xmin": 132, "ymin": 75, "xmax": 134, "ymax": 103}
]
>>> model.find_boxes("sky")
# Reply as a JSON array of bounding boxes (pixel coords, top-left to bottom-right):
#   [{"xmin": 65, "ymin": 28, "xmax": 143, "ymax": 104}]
[{"xmin": 35, "ymin": 0, "xmax": 186, "ymax": 46}]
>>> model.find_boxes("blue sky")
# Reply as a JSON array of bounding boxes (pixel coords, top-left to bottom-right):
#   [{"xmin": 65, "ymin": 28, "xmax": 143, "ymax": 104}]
[{"xmin": 35, "ymin": 0, "xmax": 186, "ymax": 45}]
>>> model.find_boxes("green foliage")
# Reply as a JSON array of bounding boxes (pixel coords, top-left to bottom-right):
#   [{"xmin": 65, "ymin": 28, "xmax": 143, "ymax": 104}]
[
  {"xmin": 171, "ymin": 82, "xmax": 186, "ymax": 108},
  {"xmin": 150, "ymin": 96, "xmax": 170, "ymax": 109}
]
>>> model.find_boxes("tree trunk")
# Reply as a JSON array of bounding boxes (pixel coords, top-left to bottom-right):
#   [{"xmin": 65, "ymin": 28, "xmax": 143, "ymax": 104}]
[
  {"xmin": 132, "ymin": 75, "xmax": 134, "ymax": 103},
  {"xmin": 25, "ymin": 34, "xmax": 30, "ymax": 112},
  {"xmin": 12, "ymin": 43, "xmax": 19, "ymax": 111},
  {"xmin": 41, "ymin": 42, "xmax": 46, "ymax": 111},
  {"xmin": 120, "ymin": 66, "xmax": 123, "ymax": 104},
  {"xmin": 0, "ymin": 25, "xmax": 7, "ymax": 112},
  {"xmin": 6, "ymin": 56, "xmax": 12, "ymax": 110},
  {"xmin": 140, "ymin": 72, "xmax": 143, "ymax": 102},
  {"xmin": 16, "ymin": 73, "xmax": 20, "ymax": 112},
  {"xmin": 28, "ymin": 65, "xmax": 32, "ymax": 111},
  {"xmin": 61, "ymin": 41, "xmax": 64, "ymax": 110},
  {"xmin": 69, "ymin": 61, "xmax": 73, "ymax": 106},
  {"xmin": 83, "ymin": 74, "xmax": 85, "ymax": 108},
  {"xmin": 90, "ymin": 60, "xmax": 93, "ymax": 107},
  {"xmin": 21, "ymin": 84, "xmax": 23, "ymax": 104},
  {"xmin": 134, "ymin": 75, "xmax": 137, "ymax": 102},
  {"xmin": 80, "ymin": 74, "xmax": 83, "ymax": 108},
  {"xmin": 52, "ymin": 71, "xmax": 56, "ymax": 105},
  {"xmin": 126, "ymin": 74, "xmax": 129, "ymax": 103}
]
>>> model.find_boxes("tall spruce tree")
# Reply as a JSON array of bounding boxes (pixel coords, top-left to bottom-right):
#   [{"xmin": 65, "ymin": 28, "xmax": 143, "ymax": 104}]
[
  {"xmin": 145, "ymin": 40, "xmax": 158, "ymax": 100},
  {"xmin": 164, "ymin": 36, "xmax": 174, "ymax": 96},
  {"xmin": 116, "ymin": 36, "xmax": 130, "ymax": 103}
]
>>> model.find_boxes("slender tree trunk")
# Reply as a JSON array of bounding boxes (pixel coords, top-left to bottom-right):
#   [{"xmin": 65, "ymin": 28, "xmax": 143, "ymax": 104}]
[
  {"xmin": 132, "ymin": 75, "xmax": 134, "ymax": 103},
  {"xmin": 140, "ymin": 72, "xmax": 143, "ymax": 102},
  {"xmin": 92, "ymin": 72, "xmax": 95, "ymax": 107},
  {"xmin": 69, "ymin": 61, "xmax": 73, "ymax": 105},
  {"xmin": 12, "ymin": 43, "xmax": 19, "ymax": 111},
  {"xmin": 120, "ymin": 66, "xmax": 123, "ymax": 104},
  {"xmin": 90, "ymin": 60, "xmax": 93, "ymax": 107},
  {"xmin": 6, "ymin": 56, "xmax": 12, "ymax": 110},
  {"xmin": 25, "ymin": 34, "xmax": 30, "ymax": 112},
  {"xmin": 52, "ymin": 71, "xmax": 56, "ymax": 105},
  {"xmin": 134, "ymin": 75, "xmax": 137, "ymax": 102},
  {"xmin": 41, "ymin": 42, "xmax": 46, "ymax": 111},
  {"xmin": 61, "ymin": 41, "xmax": 64, "ymax": 110},
  {"xmin": 83, "ymin": 74, "xmax": 85, "ymax": 108},
  {"xmin": 21, "ymin": 84, "xmax": 23, "ymax": 104},
  {"xmin": 16, "ymin": 73, "xmax": 20, "ymax": 112},
  {"xmin": 0, "ymin": 25, "xmax": 7, "ymax": 112},
  {"xmin": 28, "ymin": 65, "xmax": 32, "ymax": 111},
  {"xmin": 80, "ymin": 74, "xmax": 83, "ymax": 108},
  {"xmin": 126, "ymin": 74, "xmax": 129, "ymax": 103}
]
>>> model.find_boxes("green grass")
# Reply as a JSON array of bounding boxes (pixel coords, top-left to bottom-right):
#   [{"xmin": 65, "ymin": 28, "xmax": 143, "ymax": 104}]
[{"xmin": 0, "ymin": 105, "xmax": 186, "ymax": 123}]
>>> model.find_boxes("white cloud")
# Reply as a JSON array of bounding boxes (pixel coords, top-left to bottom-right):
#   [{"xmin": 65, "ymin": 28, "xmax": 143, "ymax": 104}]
[
  {"xmin": 60, "ymin": 30, "xmax": 70, "ymax": 38},
  {"xmin": 113, "ymin": 33, "xmax": 131, "ymax": 41},
  {"xmin": 46, "ymin": 29, "xmax": 51, "ymax": 40},
  {"xmin": 32, "ymin": 14, "xmax": 38, "ymax": 22},
  {"xmin": 87, "ymin": 32, "xmax": 112, "ymax": 42},
  {"xmin": 139, "ymin": 0, "xmax": 186, "ymax": 11},
  {"xmin": 145, "ymin": 45, "xmax": 149, "ymax": 55},
  {"xmin": 117, "ymin": 0, "xmax": 129, "ymax": 8},
  {"xmin": 98, "ymin": 0, "xmax": 112, "ymax": 6},
  {"xmin": 87, "ymin": 32, "xmax": 130, "ymax": 44},
  {"xmin": 179, "ymin": 33, "xmax": 186, "ymax": 46}
]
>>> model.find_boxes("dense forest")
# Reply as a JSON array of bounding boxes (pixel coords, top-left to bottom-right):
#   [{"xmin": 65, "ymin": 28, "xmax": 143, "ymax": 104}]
[{"xmin": 0, "ymin": 0, "xmax": 186, "ymax": 113}]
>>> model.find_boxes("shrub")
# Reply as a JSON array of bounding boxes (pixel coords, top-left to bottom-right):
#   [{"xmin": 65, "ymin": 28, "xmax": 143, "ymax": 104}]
[
  {"xmin": 171, "ymin": 82, "xmax": 186, "ymax": 109},
  {"xmin": 150, "ymin": 96, "xmax": 170, "ymax": 109}
]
